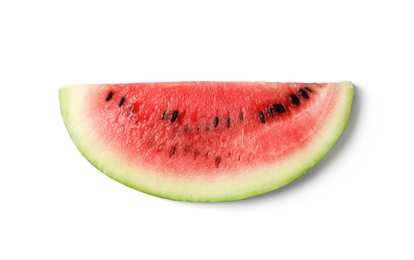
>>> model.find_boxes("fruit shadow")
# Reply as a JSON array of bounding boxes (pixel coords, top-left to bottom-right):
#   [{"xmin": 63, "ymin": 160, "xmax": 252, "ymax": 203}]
[{"xmin": 205, "ymin": 83, "xmax": 362, "ymax": 206}]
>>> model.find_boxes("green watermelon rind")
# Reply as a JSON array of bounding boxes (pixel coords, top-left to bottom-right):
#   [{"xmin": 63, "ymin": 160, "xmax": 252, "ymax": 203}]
[{"xmin": 59, "ymin": 81, "xmax": 354, "ymax": 202}]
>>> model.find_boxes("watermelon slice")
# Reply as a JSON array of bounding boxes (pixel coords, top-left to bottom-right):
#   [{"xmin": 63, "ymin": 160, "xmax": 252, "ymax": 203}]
[{"xmin": 59, "ymin": 81, "xmax": 353, "ymax": 202}]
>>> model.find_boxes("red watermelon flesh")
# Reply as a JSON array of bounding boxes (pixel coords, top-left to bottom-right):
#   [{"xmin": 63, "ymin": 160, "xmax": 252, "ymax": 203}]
[{"xmin": 60, "ymin": 81, "xmax": 353, "ymax": 201}]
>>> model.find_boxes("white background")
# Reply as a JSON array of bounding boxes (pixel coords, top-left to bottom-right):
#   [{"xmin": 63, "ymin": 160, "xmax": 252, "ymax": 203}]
[{"xmin": 1, "ymin": 0, "xmax": 413, "ymax": 259}]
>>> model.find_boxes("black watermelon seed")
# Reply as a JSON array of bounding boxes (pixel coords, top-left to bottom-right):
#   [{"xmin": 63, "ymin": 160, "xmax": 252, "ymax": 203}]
[
  {"xmin": 259, "ymin": 111, "xmax": 266, "ymax": 123},
  {"xmin": 298, "ymin": 89, "xmax": 309, "ymax": 99},
  {"xmin": 161, "ymin": 110, "xmax": 168, "ymax": 120},
  {"xmin": 226, "ymin": 118, "xmax": 231, "ymax": 128},
  {"xmin": 118, "ymin": 97, "xmax": 126, "ymax": 106},
  {"xmin": 289, "ymin": 94, "xmax": 300, "ymax": 106},
  {"xmin": 305, "ymin": 86, "xmax": 312, "ymax": 92},
  {"xmin": 105, "ymin": 91, "xmax": 113, "ymax": 101},
  {"xmin": 214, "ymin": 117, "xmax": 219, "ymax": 128},
  {"xmin": 272, "ymin": 104, "xmax": 286, "ymax": 113},
  {"xmin": 171, "ymin": 110, "xmax": 178, "ymax": 123}
]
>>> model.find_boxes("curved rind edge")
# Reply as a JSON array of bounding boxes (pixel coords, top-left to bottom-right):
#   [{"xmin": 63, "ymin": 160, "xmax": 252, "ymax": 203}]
[
  {"xmin": 267, "ymin": 81, "xmax": 354, "ymax": 193},
  {"xmin": 59, "ymin": 81, "xmax": 354, "ymax": 202}
]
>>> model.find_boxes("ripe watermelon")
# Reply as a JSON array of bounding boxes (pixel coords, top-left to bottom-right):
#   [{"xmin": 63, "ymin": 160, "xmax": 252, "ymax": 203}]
[{"xmin": 59, "ymin": 81, "xmax": 353, "ymax": 202}]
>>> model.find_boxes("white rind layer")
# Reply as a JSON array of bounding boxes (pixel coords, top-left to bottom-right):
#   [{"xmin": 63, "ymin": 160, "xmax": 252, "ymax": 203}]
[{"xmin": 59, "ymin": 81, "xmax": 353, "ymax": 202}]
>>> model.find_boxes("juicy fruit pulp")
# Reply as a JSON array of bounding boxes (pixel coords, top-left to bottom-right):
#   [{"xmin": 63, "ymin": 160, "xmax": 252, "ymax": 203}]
[{"xmin": 60, "ymin": 81, "xmax": 354, "ymax": 202}]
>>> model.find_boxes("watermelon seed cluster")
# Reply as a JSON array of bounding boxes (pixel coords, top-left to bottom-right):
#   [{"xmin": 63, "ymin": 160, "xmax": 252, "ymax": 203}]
[
  {"xmin": 268, "ymin": 104, "xmax": 286, "ymax": 117},
  {"xmin": 161, "ymin": 110, "xmax": 179, "ymax": 122},
  {"xmin": 261, "ymin": 87, "xmax": 312, "ymax": 124},
  {"xmin": 103, "ymin": 86, "xmax": 312, "ymax": 169},
  {"xmin": 105, "ymin": 91, "xmax": 126, "ymax": 107}
]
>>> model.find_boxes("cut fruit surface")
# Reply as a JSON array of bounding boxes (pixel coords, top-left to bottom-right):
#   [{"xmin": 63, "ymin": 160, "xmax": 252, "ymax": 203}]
[{"xmin": 59, "ymin": 81, "xmax": 353, "ymax": 202}]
